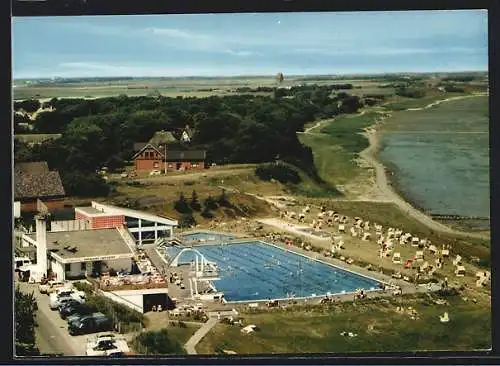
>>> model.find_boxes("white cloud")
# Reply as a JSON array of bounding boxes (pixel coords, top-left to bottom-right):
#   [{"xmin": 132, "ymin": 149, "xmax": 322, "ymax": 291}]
[
  {"xmin": 144, "ymin": 27, "xmax": 210, "ymax": 41},
  {"xmin": 225, "ymin": 49, "xmax": 259, "ymax": 57}
]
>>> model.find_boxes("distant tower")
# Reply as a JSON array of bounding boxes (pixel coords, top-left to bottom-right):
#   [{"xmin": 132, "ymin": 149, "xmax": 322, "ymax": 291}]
[{"xmin": 276, "ymin": 72, "xmax": 284, "ymax": 85}]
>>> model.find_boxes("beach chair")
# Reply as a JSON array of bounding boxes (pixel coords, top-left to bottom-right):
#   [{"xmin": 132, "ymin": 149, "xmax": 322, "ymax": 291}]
[{"xmin": 392, "ymin": 252, "xmax": 402, "ymax": 264}]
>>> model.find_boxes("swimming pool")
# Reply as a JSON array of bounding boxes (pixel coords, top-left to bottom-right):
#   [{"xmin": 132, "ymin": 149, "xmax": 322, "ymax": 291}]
[
  {"xmin": 165, "ymin": 241, "xmax": 382, "ymax": 302},
  {"xmin": 181, "ymin": 231, "xmax": 236, "ymax": 243}
]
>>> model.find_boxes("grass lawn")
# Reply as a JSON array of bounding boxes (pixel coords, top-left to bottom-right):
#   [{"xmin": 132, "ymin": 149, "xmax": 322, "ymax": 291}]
[
  {"xmin": 292, "ymin": 199, "xmax": 490, "ymax": 262},
  {"xmin": 196, "ymin": 294, "xmax": 491, "ymax": 354},
  {"xmin": 298, "ymin": 111, "xmax": 381, "ymax": 191},
  {"xmin": 382, "ymin": 92, "xmax": 469, "ymax": 111},
  {"xmin": 131, "ymin": 325, "xmax": 198, "ymax": 355}
]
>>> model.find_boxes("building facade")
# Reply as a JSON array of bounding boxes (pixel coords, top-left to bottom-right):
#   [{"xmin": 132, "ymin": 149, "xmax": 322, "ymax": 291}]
[
  {"xmin": 14, "ymin": 162, "xmax": 66, "ymax": 212},
  {"xmin": 132, "ymin": 143, "xmax": 206, "ymax": 172},
  {"xmin": 19, "ymin": 201, "xmax": 178, "ymax": 282}
]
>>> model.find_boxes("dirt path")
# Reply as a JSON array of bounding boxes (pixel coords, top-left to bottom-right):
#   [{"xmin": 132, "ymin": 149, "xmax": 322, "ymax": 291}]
[
  {"xmin": 184, "ymin": 317, "xmax": 219, "ymax": 355},
  {"xmin": 301, "ymin": 118, "xmax": 335, "ymax": 134},
  {"xmin": 121, "ymin": 167, "xmax": 254, "ymax": 185},
  {"xmin": 292, "ymin": 95, "xmax": 489, "ymax": 240},
  {"xmin": 357, "ymin": 95, "xmax": 490, "ymax": 241},
  {"xmin": 300, "ymin": 111, "xmax": 368, "ymax": 135},
  {"xmin": 405, "ymin": 93, "xmax": 488, "ymax": 111}
]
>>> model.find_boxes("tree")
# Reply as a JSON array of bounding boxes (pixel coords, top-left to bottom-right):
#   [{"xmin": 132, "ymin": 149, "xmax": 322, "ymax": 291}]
[
  {"xmin": 201, "ymin": 207, "xmax": 215, "ymax": 219},
  {"xmin": 14, "ymin": 99, "xmax": 41, "ymax": 113},
  {"xmin": 14, "ymin": 140, "xmax": 33, "ymax": 162},
  {"xmin": 15, "ymin": 287, "xmax": 40, "ymax": 356},
  {"xmin": 179, "ymin": 213, "xmax": 196, "ymax": 228},
  {"xmin": 204, "ymin": 195, "xmax": 218, "ymax": 211},
  {"xmin": 190, "ymin": 190, "xmax": 201, "ymax": 211},
  {"xmin": 174, "ymin": 193, "xmax": 191, "ymax": 214},
  {"xmin": 255, "ymin": 163, "xmax": 301, "ymax": 184},
  {"xmin": 61, "ymin": 171, "xmax": 110, "ymax": 197},
  {"xmin": 217, "ymin": 189, "xmax": 232, "ymax": 207}
]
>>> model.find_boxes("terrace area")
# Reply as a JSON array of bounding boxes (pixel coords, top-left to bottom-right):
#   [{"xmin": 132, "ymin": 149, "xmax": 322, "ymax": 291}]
[{"xmin": 90, "ymin": 250, "xmax": 168, "ymax": 291}]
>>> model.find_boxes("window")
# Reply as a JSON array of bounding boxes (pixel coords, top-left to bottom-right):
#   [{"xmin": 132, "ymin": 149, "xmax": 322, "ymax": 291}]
[
  {"xmin": 81, "ymin": 263, "xmax": 86, "ymax": 270},
  {"xmin": 65, "ymin": 264, "xmax": 70, "ymax": 272}
]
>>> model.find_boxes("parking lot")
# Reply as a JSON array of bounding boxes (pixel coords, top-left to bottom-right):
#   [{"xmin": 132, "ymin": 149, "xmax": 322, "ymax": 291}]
[{"xmin": 16, "ymin": 281, "xmax": 90, "ymax": 356}]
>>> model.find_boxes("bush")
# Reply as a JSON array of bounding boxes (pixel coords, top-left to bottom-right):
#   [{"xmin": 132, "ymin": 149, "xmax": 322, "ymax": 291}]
[
  {"xmin": 133, "ymin": 329, "xmax": 185, "ymax": 355},
  {"xmin": 201, "ymin": 208, "xmax": 215, "ymax": 219},
  {"xmin": 217, "ymin": 189, "xmax": 232, "ymax": 208},
  {"xmin": 73, "ymin": 281, "xmax": 94, "ymax": 294},
  {"xmin": 190, "ymin": 190, "xmax": 202, "ymax": 211},
  {"xmin": 436, "ymin": 287, "xmax": 460, "ymax": 297},
  {"xmin": 443, "ymin": 84, "xmax": 465, "ymax": 93},
  {"xmin": 61, "ymin": 171, "xmax": 110, "ymax": 197},
  {"xmin": 179, "ymin": 213, "xmax": 196, "ymax": 228},
  {"xmin": 395, "ymin": 88, "xmax": 426, "ymax": 98},
  {"xmin": 14, "ymin": 99, "xmax": 41, "ymax": 113},
  {"xmin": 85, "ymin": 294, "xmax": 144, "ymax": 327},
  {"xmin": 204, "ymin": 195, "xmax": 218, "ymax": 211},
  {"xmin": 174, "ymin": 193, "xmax": 192, "ymax": 214},
  {"xmin": 255, "ymin": 163, "xmax": 301, "ymax": 184},
  {"xmin": 15, "ymin": 287, "xmax": 40, "ymax": 356}
]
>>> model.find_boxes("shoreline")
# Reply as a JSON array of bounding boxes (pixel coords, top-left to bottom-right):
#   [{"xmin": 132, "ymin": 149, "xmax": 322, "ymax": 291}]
[{"xmin": 358, "ymin": 96, "xmax": 490, "ymax": 241}]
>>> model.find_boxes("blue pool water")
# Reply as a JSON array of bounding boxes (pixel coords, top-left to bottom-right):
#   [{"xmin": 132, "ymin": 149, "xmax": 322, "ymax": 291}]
[
  {"xmin": 181, "ymin": 232, "xmax": 236, "ymax": 243},
  {"xmin": 165, "ymin": 241, "xmax": 381, "ymax": 302}
]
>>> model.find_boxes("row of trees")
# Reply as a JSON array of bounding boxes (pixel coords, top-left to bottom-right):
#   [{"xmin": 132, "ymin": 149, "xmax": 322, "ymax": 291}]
[
  {"xmin": 173, "ymin": 190, "xmax": 233, "ymax": 226},
  {"xmin": 15, "ymin": 84, "xmax": 366, "ymax": 197},
  {"xmin": 14, "ymin": 99, "xmax": 41, "ymax": 113}
]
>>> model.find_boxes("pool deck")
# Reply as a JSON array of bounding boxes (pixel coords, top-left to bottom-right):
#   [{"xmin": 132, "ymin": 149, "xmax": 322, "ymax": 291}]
[
  {"xmin": 256, "ymin": 218, "xmax": 332, "ymax": 241},
  {"xmin": 155, "ymin": 230, "xmax": 443, "ymax": 308}
]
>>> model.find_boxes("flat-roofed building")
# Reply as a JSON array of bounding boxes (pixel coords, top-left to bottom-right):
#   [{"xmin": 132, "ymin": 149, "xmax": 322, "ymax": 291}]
[{"xmin": 23, "ymin": 222, "xmax": 135, "ymax": 281}]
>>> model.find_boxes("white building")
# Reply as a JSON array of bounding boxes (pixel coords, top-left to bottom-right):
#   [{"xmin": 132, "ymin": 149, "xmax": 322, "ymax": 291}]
[{"xmin": 21, "ymin": 214, "xmax": 135, "ymax": 281}]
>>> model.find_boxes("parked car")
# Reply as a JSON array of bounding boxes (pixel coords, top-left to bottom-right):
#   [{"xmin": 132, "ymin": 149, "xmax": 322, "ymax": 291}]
[
  {"xmin": 39, "ymin": 280, "xmax": 66, "ymax": 294},
  {"xmin": 149, "ymin": 169, "xmax": 161, "ymax": 176},
  {"xmin": 50, "ymin": 296, "xmax": 74, "ymax": 310},
  {"xmin": 49, "ymin": 290, "xmax": 85, "ymax": 310},
  {"xmin": 67, "ymin": 312, "xmax": 89, "ymax": 326},
  {"xmin": 85, "ymin": 334, "xmax": 130, "ymax": 356},
  {"xmin": 59, "ymin": 301, "xmax": 94, "ymax": 319},
  {"xmin": 68, "ymin": 313, "xmax": 113, "ymax": 336}
]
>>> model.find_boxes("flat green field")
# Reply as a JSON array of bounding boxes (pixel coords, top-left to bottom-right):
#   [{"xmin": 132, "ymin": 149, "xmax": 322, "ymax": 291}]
[
  {"xmin": 197, "ymin": 294, "xmax": 491, "ymax": 354},
  {"xmin": 13, "ymin": 76, "xmax": 395, "ymax": 100},
  {"xmin": 382, "ymin": 92, "xmax": 472, "ymax": 111}
]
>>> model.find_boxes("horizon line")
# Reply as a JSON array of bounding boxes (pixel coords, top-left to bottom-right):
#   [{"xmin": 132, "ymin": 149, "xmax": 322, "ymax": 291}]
[{"xmin": 13, "ymin": 69, "xmax": 488, "ymax": 81}]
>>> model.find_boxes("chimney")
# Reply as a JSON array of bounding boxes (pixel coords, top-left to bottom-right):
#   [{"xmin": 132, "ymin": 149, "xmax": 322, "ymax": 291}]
[{"xmin": 35, "ymin": 213, "xmax": 48, "ymax": 278}]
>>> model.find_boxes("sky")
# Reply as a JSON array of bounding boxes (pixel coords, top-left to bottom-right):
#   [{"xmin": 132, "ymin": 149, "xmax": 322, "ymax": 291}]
[{"xmin": 12, "ymin": 10, "xmax": 488, "ymax": 79}]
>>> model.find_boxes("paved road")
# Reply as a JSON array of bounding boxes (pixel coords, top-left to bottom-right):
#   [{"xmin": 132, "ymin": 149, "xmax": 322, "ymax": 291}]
[
  {"xmin": 16, "ymin": 282, "xmax": 86, "ymax": 357},
  {"xmin": 184, "ymin": 317, "xmax": 218, "ymax": 355}
]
